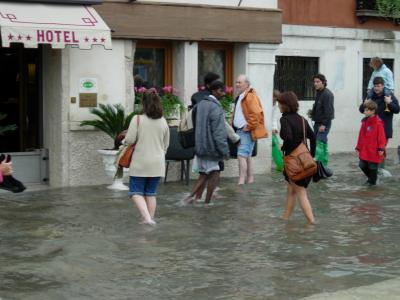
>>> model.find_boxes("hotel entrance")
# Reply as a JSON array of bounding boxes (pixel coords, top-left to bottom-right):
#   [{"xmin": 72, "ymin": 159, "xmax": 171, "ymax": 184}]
[
  {"xmin": 0, "ymin": 46, "xmax": 48, "ymax": 184},
  {"xmin": 0, "ymin": 46, "xmax": 41, "ymax": 153}
]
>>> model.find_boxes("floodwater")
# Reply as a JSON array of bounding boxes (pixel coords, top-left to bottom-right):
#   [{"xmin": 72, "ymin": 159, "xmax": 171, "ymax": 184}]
[{"xmin": 1, "ymin": 152, "xmax": 400, "ymax": 300}]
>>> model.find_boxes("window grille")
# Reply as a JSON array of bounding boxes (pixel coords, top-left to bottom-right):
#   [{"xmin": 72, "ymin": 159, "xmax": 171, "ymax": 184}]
[{"xmin": 274, "ymin": 56, "xmax": 319, "ymax": 101}]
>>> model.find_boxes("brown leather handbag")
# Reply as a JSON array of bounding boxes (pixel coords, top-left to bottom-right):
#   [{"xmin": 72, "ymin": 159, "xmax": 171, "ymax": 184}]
[
  {"xmin": 118, "ymin": 115, "xmax": 140, "ymax": 168},
  {"xmin": 283, "ymin": 118, "xmax": 317, "ymax": 181}
]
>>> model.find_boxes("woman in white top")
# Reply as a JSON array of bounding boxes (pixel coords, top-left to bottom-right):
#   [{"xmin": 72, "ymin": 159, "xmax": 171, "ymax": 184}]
[
  {"xmin": 272, "ymin": 89, "xmax": 282, "ymax": 134},
  {"xmin": 125, "ymin": 90, "xmax": 170, "ymax": 225}
]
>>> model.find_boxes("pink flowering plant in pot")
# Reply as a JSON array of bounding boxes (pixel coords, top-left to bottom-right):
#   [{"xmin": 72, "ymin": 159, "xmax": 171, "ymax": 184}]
[
  {"xmin": 221, "ymin": 86, "xmax": 234, "ymax": 121},
  {"xmin": 159, "ymin": 85, "xmax": 184, "ymax": 119},
  {"xmin": 134, "ymin": 85, "xmax": 184, "ymax": 119}
]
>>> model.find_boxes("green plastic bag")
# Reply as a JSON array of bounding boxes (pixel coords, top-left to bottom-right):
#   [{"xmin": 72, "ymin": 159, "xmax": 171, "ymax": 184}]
[
  {"xmin": 315, "ymin": 140, "xmax": 329, "ymax": 166},
  {"xmin": 272, "ymin": 135, "xmax": 284, "ymax": 172}
]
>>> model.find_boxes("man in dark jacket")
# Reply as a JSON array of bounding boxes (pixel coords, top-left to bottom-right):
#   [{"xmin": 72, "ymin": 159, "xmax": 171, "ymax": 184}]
[
  {"xmin": 359, "ymin": 76, "xmax": 399, "ymax": 175},
  {"xmin": 310, "ymin": 73, "xmax": 334, "ymax": 166},
  {"xmin": 190, "ymin": 72, "xmax": 220, "ymax": 107},
  {"xmin": 188, "ymin": 80, "xmax": 228, "ymax": 204}
]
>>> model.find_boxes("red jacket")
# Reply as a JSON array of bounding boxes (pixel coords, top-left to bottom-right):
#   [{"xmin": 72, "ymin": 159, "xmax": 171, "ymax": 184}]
[{"xmin": 356, "ymin": 115, "xmax": 386, "ymax": 163}]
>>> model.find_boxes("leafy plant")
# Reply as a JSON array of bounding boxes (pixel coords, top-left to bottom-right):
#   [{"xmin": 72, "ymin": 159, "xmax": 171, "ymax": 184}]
[
  {"xmin": 134, "ymin": 86, "xmax": 184, "ymax": 118},
  {"xmin": 80, "ymin": 104, "xmax": 136, "ymax": 150},
  {"xmin": 220, "ymin": 86, "xmax": 234, "ymax": 121},
  {"xmin": 0, "ymin": 112, "xmax": 17, "ymax": 135},
  {"xmin": 376, "ymin": 0, "xmax": 400, "ymax": 18},
  {"xmin": 160, "ymin": 86, "xmax": 185, "ymax": 118}
]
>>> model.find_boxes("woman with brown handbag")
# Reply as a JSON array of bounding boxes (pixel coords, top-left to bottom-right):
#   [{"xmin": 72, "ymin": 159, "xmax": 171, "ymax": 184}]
[
  {"xmin": 278, "ymin": 92, "xmax": 316, "ymax": 225},
  {"xmin": 125, "ymin": 90, "xmax": 170, "ymax": 225}
]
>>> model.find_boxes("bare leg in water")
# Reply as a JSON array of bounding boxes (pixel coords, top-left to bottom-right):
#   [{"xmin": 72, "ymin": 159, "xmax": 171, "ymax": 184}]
[
  {"xmin": 184, "ymin": 173, "xmax": 208, "ymax": 203},
  {"xmin": 237, "ymin": 156, "xmax": 247, "ymax": 185},
  {"xmin": 205, "ymin": 171, "xmax": 220, "ymax": 204},
  {"xmin": 132, "ymin": 195, "xmax": 154, "ymax": 225},
  {"xmin": 246, "ymin": 157, "xmax": 254, "ymax": 184},
  {"xmin": 282, "ymin": 182, "xmax": 296, "ymax": 220},
  {"xmin": 145, "ymin": 196, "xmax": 157, "ymax": 219},
  {"xmin": 293, "ymin": 184, "xmax": 315, "ymax": 224}
]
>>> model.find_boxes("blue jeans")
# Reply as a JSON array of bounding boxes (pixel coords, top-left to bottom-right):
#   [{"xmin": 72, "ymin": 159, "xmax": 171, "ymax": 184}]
[
  {"xmin": 129, "ymin": 176, "xmax": 161, "ymax": 197},
  {"xmin": 237, "ymin": 129, "xmax": 255, "ymax": 157},
  {"xmin": 313, "ymin": 121, "xmax": 331, "ymax": 144}
]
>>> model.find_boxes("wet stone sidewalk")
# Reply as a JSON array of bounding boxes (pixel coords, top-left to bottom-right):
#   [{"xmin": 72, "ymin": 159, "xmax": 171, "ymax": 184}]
[{"xmin": 1, "ymin": 151, "xmax": 400, "ymax": 300}]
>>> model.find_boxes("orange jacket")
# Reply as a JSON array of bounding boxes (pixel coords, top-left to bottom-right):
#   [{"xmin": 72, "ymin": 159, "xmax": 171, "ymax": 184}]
[{"xmin": 232, "ymin": 88, "xmax": 268, "ymax": 140}]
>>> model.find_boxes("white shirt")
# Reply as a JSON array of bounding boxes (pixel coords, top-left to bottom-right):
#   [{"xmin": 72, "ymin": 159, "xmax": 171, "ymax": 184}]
[
  {"xmin": 233, "ymin": 91, "xmax": 247, "ymax": 129},
  {"xmin": 272, "ymin": 102, "xmax": 282, "ymax": 131}
]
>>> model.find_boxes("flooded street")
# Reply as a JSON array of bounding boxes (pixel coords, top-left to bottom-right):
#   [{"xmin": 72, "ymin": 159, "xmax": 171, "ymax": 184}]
[{"xmin": 1, "ymin": 152, "xmax": 400, "ymax": 299}]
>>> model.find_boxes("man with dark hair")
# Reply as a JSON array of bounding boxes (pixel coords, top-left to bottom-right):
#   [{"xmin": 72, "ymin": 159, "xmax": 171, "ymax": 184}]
[
  {"xmin": 310, "ymin": 73, "xmax": 335, "ymax": 166},
  {"xmin": 359, "ymin": 76, "xmax": 399, "ymax": 176},
  {"xmin": 189, "ymin": 80, "xmax": 229, "ymax": 204},
  {"xmin": 190, "ymin": 72, "xmax": 220, "ymax": 107}
]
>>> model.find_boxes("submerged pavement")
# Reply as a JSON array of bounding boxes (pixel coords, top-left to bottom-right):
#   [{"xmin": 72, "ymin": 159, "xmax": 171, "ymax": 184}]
[{"xmin": 1, "ymin": 151, "xmax": 400, "ymax": 300}]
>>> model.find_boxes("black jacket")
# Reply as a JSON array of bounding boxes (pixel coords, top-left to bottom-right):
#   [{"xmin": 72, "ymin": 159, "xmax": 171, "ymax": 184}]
[
  {"xmin": 359, "ymin": 92, "xmax": 399, "ymax": 139},
  {"xmin": 280, "ymin": 113, "xmax": 316, "ymax": 157},
  {"xmin": 311, "ymin": 88, "xmax": 335, "ymax": 125}
]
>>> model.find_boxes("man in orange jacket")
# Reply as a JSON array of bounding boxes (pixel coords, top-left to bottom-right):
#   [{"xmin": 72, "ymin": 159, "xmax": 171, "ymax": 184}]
[{"xmin": 232, "ymin": 74, "xmax": 268, "ymax": 184}]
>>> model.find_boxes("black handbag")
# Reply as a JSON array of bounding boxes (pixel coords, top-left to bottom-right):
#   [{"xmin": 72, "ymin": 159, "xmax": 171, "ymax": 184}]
[{"xmin": 313, "ymin": 161, "xmax": 333, "ymax": 182}]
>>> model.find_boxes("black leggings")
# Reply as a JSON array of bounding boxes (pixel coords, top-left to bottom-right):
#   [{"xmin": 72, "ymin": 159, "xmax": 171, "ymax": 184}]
[{"xmin": 359, "ymin": 160, "xmax": 378, "ymax": 184}]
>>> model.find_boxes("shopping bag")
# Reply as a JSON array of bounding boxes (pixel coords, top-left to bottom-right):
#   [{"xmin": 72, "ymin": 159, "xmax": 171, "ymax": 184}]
[
  {"xmin": 315, "ymin": 140, "xmax": 329, "ymax": 166},
  {"xmin": 272, "ymin": 135, "xmax": 284, "ymax": 171}
]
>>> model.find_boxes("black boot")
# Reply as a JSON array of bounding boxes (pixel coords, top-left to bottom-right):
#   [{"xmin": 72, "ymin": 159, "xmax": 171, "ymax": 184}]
[{"xmin": 368, "ymin": 168, "xmax": 378, "ymax": 186}]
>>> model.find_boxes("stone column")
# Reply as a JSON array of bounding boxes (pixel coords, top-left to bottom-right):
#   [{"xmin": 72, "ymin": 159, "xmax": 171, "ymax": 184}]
[
  {"xmin": 173, "ymin": 41, "xmax": 198, "ymax": 106},
  {"xmin": 247, "ymin": 43, "xmax": 279, "ymax": 174}
]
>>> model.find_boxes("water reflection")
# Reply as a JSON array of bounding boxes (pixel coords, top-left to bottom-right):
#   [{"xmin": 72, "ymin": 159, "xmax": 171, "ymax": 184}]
[{"xmin": 1, "ymin": 152, "xmax": 400, "ymax": 299}]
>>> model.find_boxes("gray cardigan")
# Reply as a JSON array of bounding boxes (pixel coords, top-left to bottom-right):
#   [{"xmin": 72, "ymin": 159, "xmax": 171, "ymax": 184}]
[{"xmin": 195, "ymin": 96, "xmax": 229, "ymax": 161}]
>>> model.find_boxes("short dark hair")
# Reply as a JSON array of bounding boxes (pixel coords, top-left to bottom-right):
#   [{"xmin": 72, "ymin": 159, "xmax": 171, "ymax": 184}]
[
  {"xmin": 142, "ymin": 90, "xmax": 163, "ymax": 119},
  {"xmin": 363, "ymin": 99, "xmax": 377, "ymax": 112},
  {"xmin": 209, "ymin": 80, "xmax": 225, "ymax": 92},
  {"xmin": 277, "ymin": 91, "xmax": 299, "ymax": 113},
  {"xmin": 313, "ymin": 73, "xmax": 327, "ymax": 87},
  {"xmin": 373, "ymin": 76, "xmax": 385, "ymax": 85},
  {"xmin": 204, "ymin": 72, "xmax": 220, "ymax": 86}
]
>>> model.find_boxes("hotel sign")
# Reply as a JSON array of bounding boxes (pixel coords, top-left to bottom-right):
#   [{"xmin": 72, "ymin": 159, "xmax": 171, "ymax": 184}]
[{"xmin": 0, "ymin": 2, "xmax": 112, "ymax": 49}]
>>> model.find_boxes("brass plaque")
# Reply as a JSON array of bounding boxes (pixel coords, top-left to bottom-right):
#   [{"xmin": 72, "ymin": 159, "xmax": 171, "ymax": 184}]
[{"xmin": 79, "ymin": 93, "xmax": 97, "ymax": 107}]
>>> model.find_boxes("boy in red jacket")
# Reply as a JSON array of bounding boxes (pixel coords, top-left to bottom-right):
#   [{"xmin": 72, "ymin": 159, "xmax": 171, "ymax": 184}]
[{"xmin": 356, "ymin": 100, "xmax": 387, "ymax": 185}]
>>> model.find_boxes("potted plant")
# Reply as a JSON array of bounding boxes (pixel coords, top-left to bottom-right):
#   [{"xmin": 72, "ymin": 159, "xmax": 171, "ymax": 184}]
[
  {"xmin": 376, "ymin": 0, "xmax": 400, "ymax": 19},
  {"xmin": 160, "ymin": 86, "xmax": 185, "ymax": 122},
  {"xmin": 134, "ymin": 86, "xmax": 146, "ymax": 112},
  {"xmin": 80, "ymin": 103, "xmax": 136, "ymax": 190},
  {"xmin": 220, "ymin": 86, "xmax": 235, "ymax": 122}
]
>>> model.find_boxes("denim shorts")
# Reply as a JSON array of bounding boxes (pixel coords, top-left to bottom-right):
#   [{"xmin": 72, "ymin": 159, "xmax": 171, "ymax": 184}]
[
  {"xmin": 237, "ymin": 129, "xmax": 255, "ymax": 157},
  {"xmin": 129, "ymin": 176, "xmax": 161, "ymax": 197}
]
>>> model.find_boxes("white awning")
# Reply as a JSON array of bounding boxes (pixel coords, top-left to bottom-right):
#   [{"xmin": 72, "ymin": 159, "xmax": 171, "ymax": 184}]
[{"xmin": 0, "ymin": 2, "xmax": 112, "ymax": 49}]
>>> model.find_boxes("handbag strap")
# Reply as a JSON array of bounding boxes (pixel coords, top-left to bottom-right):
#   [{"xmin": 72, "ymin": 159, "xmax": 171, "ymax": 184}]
[
  {"xmin": 302, "ymin": 117, "xmax": 306, "ymax": 144},
  {"xmin": 135, "ymin": 115, "xmax": 140, "ymax": 143}
]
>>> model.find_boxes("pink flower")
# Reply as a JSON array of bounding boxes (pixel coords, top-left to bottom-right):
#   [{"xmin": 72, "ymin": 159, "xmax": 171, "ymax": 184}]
[
  {"xmin": 148, "ymin": 87, "xmax": 158, "ymax": 94},
  {"xmin": 162, "ymin": 85, "xmax": 173, "ymax": 94},
  {"xmin": 225, "ymin": 86, "xmax": 233, "ymax": 95},
  {"xmin": 138, "ymin": 87, "xmax": 147, "ymax": 93}
]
